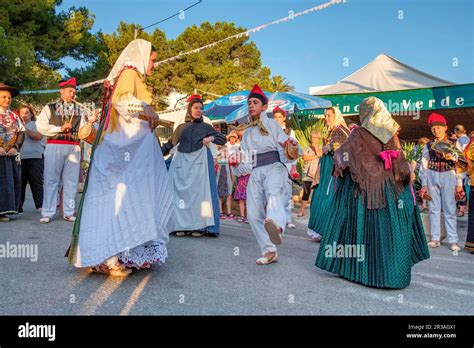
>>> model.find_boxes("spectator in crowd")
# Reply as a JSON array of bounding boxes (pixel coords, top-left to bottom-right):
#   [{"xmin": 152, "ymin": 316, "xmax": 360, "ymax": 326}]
[
  {"xmin": 415, "ymin": 137, "xmax": 430, "ymax": 213},
  {"xmin": 0, "ymin": 83, "xmax": 24, "ymax": 222},
  {"xmin": 18, "ymin": 105, "xmax": 45, "ymax": 213},
  {"xmin": 452, "ymin": 124, "xmax": 469, "ymax": 217},
  {"xmin": 298, "ymin": 130, "xmax": 322, "ymax": 217}
]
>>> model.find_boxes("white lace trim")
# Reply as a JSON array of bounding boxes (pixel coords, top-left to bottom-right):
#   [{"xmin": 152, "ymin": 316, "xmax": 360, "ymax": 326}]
[{"xmin": 118, "ymin": 242, "xmax": 167, "ymax": 269}]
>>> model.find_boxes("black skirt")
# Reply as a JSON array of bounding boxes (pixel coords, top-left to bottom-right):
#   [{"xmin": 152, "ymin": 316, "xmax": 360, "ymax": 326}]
[{"xmin": 0, "ymin": 156, "xmax": 21, "ymax": 215}]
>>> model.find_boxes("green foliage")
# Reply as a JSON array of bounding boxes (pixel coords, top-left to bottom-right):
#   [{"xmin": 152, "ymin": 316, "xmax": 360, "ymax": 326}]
[
  {"xmin": 0, "ymin": 0, "xmax": 98, "ymax": 109},
  {"xmin": 287, "ymin": 115, "xmax": 327, "ymax": 149},
  {"xmin": 401, "ymin": 141, "xmax": 423, "ymax": 163},
  {"xmin": 69, "ymin": 21, "xmax": 291, "ymax": 109},
  {"xmin": 0, "ymin": 0, "xmax": 97, "ymax": 70},
  {"xmin": 287, "ymin": 114, "xmax": 327, "ymax": 175},
  {"xmin": 270, "ymin": 75, "xmax": 294, "ymax": 92}
]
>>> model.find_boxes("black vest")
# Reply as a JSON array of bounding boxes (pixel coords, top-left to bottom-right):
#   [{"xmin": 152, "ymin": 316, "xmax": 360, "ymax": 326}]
[
  {"xmin": 47, "ymin": 102, "xmax": 82, "ymax": 143},
  {"xmin": 426, "ymin": 138, "xmax": 457, "ymax": 172}
]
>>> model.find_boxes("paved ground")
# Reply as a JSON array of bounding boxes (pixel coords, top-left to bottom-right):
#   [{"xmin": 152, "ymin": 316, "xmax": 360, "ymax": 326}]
[{"xmin": 0, "ymin": 191, "xmax": 473, "ymax": 315}]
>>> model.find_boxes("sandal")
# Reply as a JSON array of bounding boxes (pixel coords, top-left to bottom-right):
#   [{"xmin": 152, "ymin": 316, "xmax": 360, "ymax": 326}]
[
  {"xmin": 457, "ymin": 211, "xmax": 465, "ymax": 217},
  {"xmin": 264, "ymin": 218, "xmax": 282, "ymax": 245},
  {"xmin": 91, "ymin": 263, "xmax": 132, "ymax": 277},
  {"xmin": 297, "ymin": 212, "xmax": 305, "ymax": 217},
  {"xmin": 428, "ymin": 240, "xmax": 440, "ymax": 248},
  {"xmin": 237, "ymin": 216, "xmax": 245, "ymax": 223},
  {"xmin": 176, "ymin": 231, "xmax": 192, "ymax": 237},
  {"xmin": 256, "ymin": 252, "xmax": 278, "ymax": 265},
  {"xmin": 450, "ymin": 243, "xmax": 461, "ymax": 252},
  {"xmin": 40, "ymin": 217, "xmax": 52, "ymax": 224},
  {"xmin": 220, "ymin": 213, "xmax": 227, "ymax": 220},
  {"xmin": 227, "ymin": 214, "xmax": 235, "ymax": 220},
  {"xmin": 63, "ymin": 216, "xmax": 76, "ymax": 222}
]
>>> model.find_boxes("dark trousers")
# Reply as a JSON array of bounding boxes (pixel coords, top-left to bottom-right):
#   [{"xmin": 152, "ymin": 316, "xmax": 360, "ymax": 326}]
[
  {"xmin": 20, "ymin": 157, "xmax": 44, "ymax": 211},
  {"xmin": 466, "ymin": 187, "xmax": 474, "ymax": 251}
]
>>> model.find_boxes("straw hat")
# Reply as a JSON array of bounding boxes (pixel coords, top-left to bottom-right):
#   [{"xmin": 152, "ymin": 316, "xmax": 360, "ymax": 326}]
[
  {"xmin": 0, "ymin": 82, "xmax": 19, "ymax": 97},
  {"xmin": 226, "ymin": 130, "xmax": 238, "ymax": 141}
]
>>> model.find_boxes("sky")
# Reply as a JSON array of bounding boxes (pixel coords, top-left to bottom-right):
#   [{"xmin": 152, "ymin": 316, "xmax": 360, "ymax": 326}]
[{"xmin": 59, "ymin": 0, "xmax": 474, "ymax": 93}]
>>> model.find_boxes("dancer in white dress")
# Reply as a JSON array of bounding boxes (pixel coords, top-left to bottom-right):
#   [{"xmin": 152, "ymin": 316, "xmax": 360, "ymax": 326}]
[{"xmin": 67, "ymin": 39, "xmax": 174, "ymax": 276}]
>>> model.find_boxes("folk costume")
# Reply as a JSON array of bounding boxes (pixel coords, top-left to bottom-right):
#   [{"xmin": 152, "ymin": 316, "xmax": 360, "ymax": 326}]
[
  {"xmin": 464, "ymin": 139, "xmax": 474, "ymax": 252},
  {"xmin": 164, "ymin": 95, "xmax": 226, "ymax": 236},
  {"xmin": 239, "ymin": 85, "xmax": 301, "ymax": 264},
  {"xmin": 68, "ymin": 39, "xmax": 174, "ymax": 273},
  {"xmin": 36, "ymin": 77, "xmax": 86, "ymax": 222},
  {"xmin": 418, "ymin": 113, "xmax": 463, "ymax": 247},
  {"xmin": 0, "ymin": 83, "xmax": 24, "ymax": 219},
  {"xmin": 315, "ymin": 97, "xmax": 429, "ymax": 289},
  {"xmin": 307, "ymin": 107, "xmax": 349, "ymax": 241}
]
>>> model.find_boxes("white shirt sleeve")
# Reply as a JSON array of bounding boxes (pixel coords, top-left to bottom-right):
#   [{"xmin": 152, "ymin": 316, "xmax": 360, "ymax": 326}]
[
  {"xmin": 113, "ymin": 93, "xmax": 149, "ymax": 121},
  {"xmin": 240, "ymin": 130, "xmax": 250, "ymax": 152},
  {"xmin": 36, "ymin": 105, "xmax": 62, "ymax": 136}
]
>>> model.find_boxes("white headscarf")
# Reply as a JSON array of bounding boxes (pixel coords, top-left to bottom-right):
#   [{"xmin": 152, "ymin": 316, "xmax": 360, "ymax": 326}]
[
  {"xmin": 327, "ymin": 106, "xmax": 347, "ymax": 130},
  {"xmin": 106, "ymin": 39, "xmax": 152, "ymax": 84}
]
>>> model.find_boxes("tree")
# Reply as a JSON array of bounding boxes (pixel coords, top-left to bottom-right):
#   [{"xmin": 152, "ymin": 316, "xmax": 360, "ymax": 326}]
[
  {"xmin": 69, "ymin": 21, "xmax": 293, "ymax": 109},
  {"xmin": 0, "ymin": 0, "xmax": 98, "ymax": 94},
  {"xmin": 1, "ymin": 1, "xmax": 294, "ymax": 109},
  {"xmin": 270, "ymin": 75, "xmax": 294, "ymax": 92}
]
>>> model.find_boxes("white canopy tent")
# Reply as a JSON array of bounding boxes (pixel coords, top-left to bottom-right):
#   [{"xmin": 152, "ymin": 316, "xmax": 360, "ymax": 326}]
[{"xmin": 309, "ymin": 53, "xmax": 453, "ymax": 96}]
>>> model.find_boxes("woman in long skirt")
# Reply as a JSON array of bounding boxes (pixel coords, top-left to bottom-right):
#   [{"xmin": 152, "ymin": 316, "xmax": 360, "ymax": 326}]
[
  {"xmin": 0, "ymin": 83, "xmax": 24, "ymax": 222},
  {"xmin": 162, "ymin": 94, "xmax": 226, "ymax": 237},
  {"xmin": 68, "ymin": 39, "xmax": 174, "ymax": 276},
  {"xmin": 315, "ymin": 97, "xmax": 429, "ymax": 289},
  {"xmin": 307, "ymin": 107, "xmax": 349, "ymax": 241}
]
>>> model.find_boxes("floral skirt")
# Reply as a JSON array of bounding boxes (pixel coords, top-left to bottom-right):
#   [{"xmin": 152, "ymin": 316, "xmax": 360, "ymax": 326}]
[{"xmin": 234, "ymin": 174, "xmax": 250, "ymax": 201}]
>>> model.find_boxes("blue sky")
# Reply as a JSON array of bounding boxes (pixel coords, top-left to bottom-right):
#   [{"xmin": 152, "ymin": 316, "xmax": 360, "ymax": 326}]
[{"xmin": 59, "ymin": 0, "xmax": 474, "ymax": 93}]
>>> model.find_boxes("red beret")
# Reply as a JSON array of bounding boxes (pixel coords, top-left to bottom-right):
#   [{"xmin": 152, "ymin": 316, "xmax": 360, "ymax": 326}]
[
  {"xmin": 248, "ymin": 84, "xmax": 268, "ymax": 104},
  {"xmin": 59, "ymin": 77, "xmax": 77, "ymax": 89},
  {"xmin": 186, "ymin": 94, "xmax": 202, "ymax": 102},
  {"xmin": 428, "ymin": 112, "xmax": 447, "ymax": 127},
  {"xmin": 272, "ymin": 106, "xmax": 287, "ymax": 117}
]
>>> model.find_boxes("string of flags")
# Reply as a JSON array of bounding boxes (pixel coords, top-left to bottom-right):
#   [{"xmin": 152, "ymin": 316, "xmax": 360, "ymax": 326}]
[{"xmin": 20, "ymin": 0, "xmax": 347, "ymax": 95}]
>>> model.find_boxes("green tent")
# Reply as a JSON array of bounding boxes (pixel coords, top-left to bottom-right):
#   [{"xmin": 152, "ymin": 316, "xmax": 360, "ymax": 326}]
[{"xmin": 296, "ymin": 83, "xmax": 474, "ymax": 141}]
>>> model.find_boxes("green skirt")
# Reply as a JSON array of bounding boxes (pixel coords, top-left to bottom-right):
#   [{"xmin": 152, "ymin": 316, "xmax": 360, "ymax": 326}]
[
  {"xmin": 315, "ymin": 173, "xmax": 430, "ymax": 289},
  {"xmin": 308, "ymin": 154, "xmax": 335, "ymax": 237}
]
